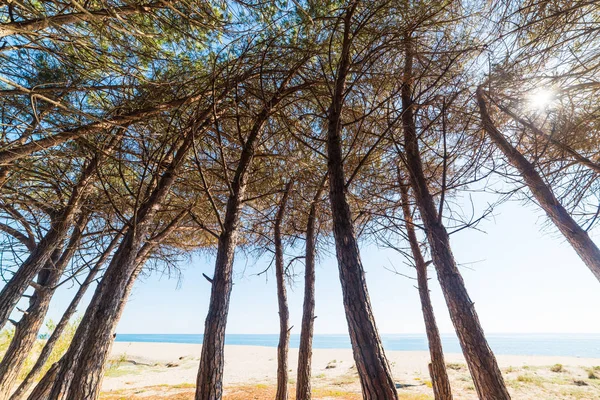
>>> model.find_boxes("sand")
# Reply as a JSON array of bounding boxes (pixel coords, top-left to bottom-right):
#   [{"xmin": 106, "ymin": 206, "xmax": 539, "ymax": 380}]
[{"xmin": 100, "ymin": 342, "xmax": 600, "ymax": 399}]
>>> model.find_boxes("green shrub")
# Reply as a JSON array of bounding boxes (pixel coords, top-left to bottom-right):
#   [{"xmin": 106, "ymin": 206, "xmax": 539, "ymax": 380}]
[
  {"xmin": 0, "ymin": 316, "xmax": 80, "ymax": 380},
  {"xmin": 0, "ymin": 327, "xmax": 15, "ymax": 354},
  {"xmin": 37, "ymin": 317, "xmax": 81, "ymax": 378}
]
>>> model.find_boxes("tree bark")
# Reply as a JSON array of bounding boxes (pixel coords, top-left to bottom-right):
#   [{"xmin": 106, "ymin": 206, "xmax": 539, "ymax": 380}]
[
  {"xmin": 0, "ymin": 212, "xmax": 87, "ymax": 400},
  {"xmin": 296, "ymin": 180, "xmax": 325, "ymax": 400},
  {"xmin": 399, "ymin": 180, "xmax": 452, "ymax": 400},
  {"xmin": 324, "ymin": 4, "xmax": 398, "ymax": 399},
  {"xmin": 0, "ymin": 168, "xmax": 9, "ymax": 190},
  {"xmin": 477, "ymin": 88, "xmax": 600, "ymax": 282},
  {"xmin": 25, "ymin": 361, "xmax": 60, "ymax": 400},
  {"xmin": 9, "ymin": 230, "xmax": 122, "ymax": 400},
  {"xmin": 401, "ymin": 38, "xmax": 510, "ymax": 400},
  {"xmin": 275, "ymin": 181, "xmax": 293, "ymax": 400}
]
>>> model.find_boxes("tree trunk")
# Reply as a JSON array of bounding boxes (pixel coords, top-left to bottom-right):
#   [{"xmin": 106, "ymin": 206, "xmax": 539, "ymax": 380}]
[
  {"xmin": 401, "ymin": 37, "xmax": 510, "ymax": 400},
  {"xmin": 0, "ymin": 212, "xmax": 87, "ymax": 400},
  {"xmin": 0, "ymin": 168, "xmax": 9, "ymax": 189},
  {"xmin": 9, "ymin": 231, "xmax": 122, "ymax": 400},
  {"xmin": 194, "ymin": 139, "xmax": 260, "ymax": 400},
  {"xmin": 25, "ymin": 361, "xmax": 60, "ymax": 400},
  {"xmin": 477, "ymin": 88, "xmax": 600, "ymax": 282},
  {"xmin": 296, "ymin": 180, "xmax": 324, "ymax": 400},
  {"xmin": 0, "ymin": 226, "xmax": 67, "ymax": 331},
  {"xmin": 46, "ymin": 111, "xmax": 208, "ymax": 399},
  {"xmin": 45, "ymin": 234, "xmax": 141, "ymax": 399},
  {"xmin": 0, "ymin": 157, "xmax": 98, "ymax": 330},
  {"xmin": 399, "ymin": 180, "xmax": 452, "ymax": 400},
  {"xmin": 195, "ymin": 90, "xmax": 289, "ymax": 400},
  {"xmin": 27, "ymin": 255, "xmax": 145, "ymax": 400},
  {"xmin": 52, "ymin": 253, "xmax": 148, "ymax": 400},
  {"xmin": 323, "ymin": 4, "xmax": 398, "ymax": 400},
  {"xmin": 195, "ymin": 230, "xmax": 236, "ymax": 400},
  {"xmin": 275, "ymin": 181, "xmax": 293, "ymax": 400},
  {"xmin": 0, "ymin": 250, "xmax": 58, "ymax": 399}
]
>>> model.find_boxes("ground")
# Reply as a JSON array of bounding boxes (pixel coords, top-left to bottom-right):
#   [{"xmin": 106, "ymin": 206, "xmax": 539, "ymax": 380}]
[{"xmin": 97, "ymin": 344, "xmax": 600, "ymax": 400}]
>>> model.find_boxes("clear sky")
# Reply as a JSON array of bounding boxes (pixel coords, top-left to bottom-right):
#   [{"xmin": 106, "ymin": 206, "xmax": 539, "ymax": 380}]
[{"xmin": 42, "ymin": 191, "xmax": 600, "ymax": 336}]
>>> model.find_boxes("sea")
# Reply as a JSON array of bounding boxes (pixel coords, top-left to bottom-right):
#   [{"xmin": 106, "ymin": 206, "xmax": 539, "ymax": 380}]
[{"xmin": 115, "ymin": 333, "xmax": 600, "ymax": 358}]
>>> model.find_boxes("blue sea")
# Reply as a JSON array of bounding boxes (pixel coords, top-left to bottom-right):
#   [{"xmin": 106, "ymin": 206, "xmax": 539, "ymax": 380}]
[{"xmin": 115, "ymin": 333, "xmax": 600, "ymax": 358}]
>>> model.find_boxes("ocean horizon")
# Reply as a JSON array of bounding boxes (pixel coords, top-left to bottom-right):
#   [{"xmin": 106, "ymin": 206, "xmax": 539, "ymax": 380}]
[{"xmin": 115, "ymin": 333, "xmax": 600, "ymax": 358}]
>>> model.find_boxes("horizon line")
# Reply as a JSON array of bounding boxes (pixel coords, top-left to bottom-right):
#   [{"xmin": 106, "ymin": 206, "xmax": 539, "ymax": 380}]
[{"xmin": 116, "ymin": 332, "xmax": 600, "ymax": 335}]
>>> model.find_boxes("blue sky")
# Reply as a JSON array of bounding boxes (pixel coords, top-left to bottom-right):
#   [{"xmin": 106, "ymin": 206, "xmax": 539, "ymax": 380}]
[{"xmin": 42, "ymin": 192, "xmax": 600, "ymax": 336}]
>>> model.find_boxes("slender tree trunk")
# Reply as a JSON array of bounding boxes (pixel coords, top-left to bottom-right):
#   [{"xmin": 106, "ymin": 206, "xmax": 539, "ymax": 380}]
[
  {"xmin": 401, "ymin": 37, "xmax": 510, "ymax": 400},
  {"xmin": 0, "ymin": 222, "xmax": 74, "ymax": 332},
  {"xmin": 399, "ymin": 180, "xmax": 452, "ymax": 400},
  {"xmin": 0, "ymin": 250, "xmax": 58, "ymax": 399},
  {"xmin": 195, "ymin": 229, "xmax": 236, "ymax": 400},
  {"xmin": 275, "ymin": 181, "xmax": 293, "ymax": 400},
  {"xmin": 477, "ymin": 88, "xmax": 600, "ymax": 282},
  {"xmin": 0, "ymin": 212, "xmax": 87, "ymax": 400},
  {"xmin": 9, "ymin": 231, "xmax": 122, "ymax": 400},
  {"xmin": 0, "ymin": 225, "xmax": 67, "ymax": 331},
  {"xmin": 323, "ymin": 4, "xmax": 398, "ymax": 399},
  {"xmin": 42, "ymin": 219, "xmax": 180, "ymax": 400},
  {"xmin": 296, "ymin": 180, "xmax": 324, "ymax": 400},
  {"xmin": 46, "ymin": 236, "xmax": 141, "ymax": 400},
  {"xmin": 50, "ymin": 254, "xmax": 148, "ymax": 400},
  {"xmin": 0, "ymin": 156, "xmax": 98, "ymax": 330},
  {"xmin": 195, "ymin": 90, "xmax": 291, "ymax": 400},
  {"xmin": 195, "ymin": 130, "xmax": 262, "ymax": 400}
]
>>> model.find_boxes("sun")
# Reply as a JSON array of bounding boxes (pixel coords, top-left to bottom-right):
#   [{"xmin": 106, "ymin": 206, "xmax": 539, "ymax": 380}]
[{"xmin": 527, "ymin": 89, "xmax": 554, "ymax": 111}]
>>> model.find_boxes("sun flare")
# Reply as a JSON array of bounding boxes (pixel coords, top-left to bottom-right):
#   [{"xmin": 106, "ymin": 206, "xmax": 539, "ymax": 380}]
[{"xmin": 527, "ymin": 89, "xmax": 554, "ymax": 110}]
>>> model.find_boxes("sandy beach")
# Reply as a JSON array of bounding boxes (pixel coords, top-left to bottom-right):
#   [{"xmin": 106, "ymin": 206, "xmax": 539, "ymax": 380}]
[{"xmin": 100, "ymin": 342, "xmax": 600, "ymax": 399}]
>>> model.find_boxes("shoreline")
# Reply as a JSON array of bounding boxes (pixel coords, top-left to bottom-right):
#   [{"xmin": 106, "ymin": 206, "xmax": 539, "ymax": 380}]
[
  {"xmin": 110, "ymin": 341, "xmax": 600, "ymax": 361},
  {"xmin": 113, "ymin": 333, "xmax": 600, "ymax": 359}
]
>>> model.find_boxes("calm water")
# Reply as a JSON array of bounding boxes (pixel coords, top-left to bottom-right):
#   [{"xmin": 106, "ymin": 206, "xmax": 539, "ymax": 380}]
[{"xmin": 115, "ymin": 333, "xmax": 600, "ymax": 358}]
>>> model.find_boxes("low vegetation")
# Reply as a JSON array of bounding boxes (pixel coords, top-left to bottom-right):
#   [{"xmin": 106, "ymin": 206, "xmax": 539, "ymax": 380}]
[
  {"xmin": 551, "ymin": 364, "xmax": 564, "ymax": 373},
  {"xmin": 0, "ymin": 318, "xmax": 79, "ymax": 380}
]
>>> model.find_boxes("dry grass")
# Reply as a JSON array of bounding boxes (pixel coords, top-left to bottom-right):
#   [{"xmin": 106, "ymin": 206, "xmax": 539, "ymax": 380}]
[
  {"xmin": 550, "ymin": 364, "xmax": 564, "ymax": 373},
  {"xmin": 100, "ymin": 384, "xmax": 352, "ymax": 399},
  {"xmin": 99, "ymin": 362, "xmax": 600, "ymax": 400},
  {"xmin": 100, "ymin": 384, "xmax": 432, "ymax": 400}
]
